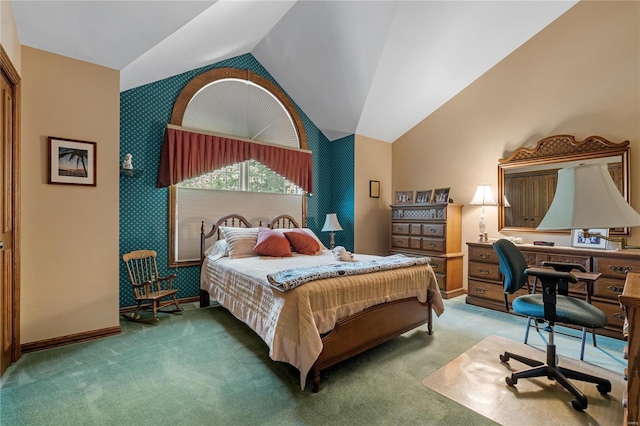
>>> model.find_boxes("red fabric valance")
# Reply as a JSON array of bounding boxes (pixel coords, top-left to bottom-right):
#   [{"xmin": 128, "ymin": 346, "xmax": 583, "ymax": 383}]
[{"xmin": 156, "ymin": 127, "xmax": 313, "ymax": 193}]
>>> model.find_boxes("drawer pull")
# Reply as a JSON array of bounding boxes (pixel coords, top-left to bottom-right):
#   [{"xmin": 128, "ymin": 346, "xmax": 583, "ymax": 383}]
[
  {"xmin": 479, "ymin": 253, "xmax": 491, "ymax": 259},
  {"xmin": 613, "ymin": 313, "xmax": 625, "ymax": 321},
  {"xmin": 428, "ymin": 243, "xmax": 436, "ymax": 248},
  {"xmin": 428, "ymin": 228, "xmax": 437, "ymax": 233},
  {"xmin": 607, "ymin": 285, "xmax": 624, "ymax": 294},
  {"xmin": 431, "ymin": 262, "xmax": 439, "ymax": 268},
  {"xmin": 608, "ymin": 265, "xmax": 635, "ymax": 274},
  {"xmin": 476, "ymin": 268, "xmax": 490, "ymax": 275},
  {"xmin": 473, "ymin": 287, "xmax": 486, "ymax": 294},
  {"xmin": 397, "ymin": 227, "xmax": 404, "ymax": 231}
]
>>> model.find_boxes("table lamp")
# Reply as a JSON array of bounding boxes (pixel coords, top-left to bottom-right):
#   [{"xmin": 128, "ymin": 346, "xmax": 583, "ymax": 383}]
[
  {"xmin": 321, "ymin": 213, "xmax": 343, "ymax": 249},
  {"xmin": 469, "ymin": 184, "xmax": 498, "ymax": 242},
  {"xmin": 537, "ymin": 163, "xmax": 640, "ymax": 249}
]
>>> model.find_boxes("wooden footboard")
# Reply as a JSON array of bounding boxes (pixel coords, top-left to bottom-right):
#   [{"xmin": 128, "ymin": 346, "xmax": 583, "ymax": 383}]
[{"xmin": 311, "ymin": 297, "xmax": 431, "ymax": 392}]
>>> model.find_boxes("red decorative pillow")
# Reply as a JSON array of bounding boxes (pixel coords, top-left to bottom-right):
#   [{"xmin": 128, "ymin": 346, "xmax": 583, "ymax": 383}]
[
  {"xmin": 285, "ymin": 228, "xmax": 320, "ymax": 255},
  {"xmin": 253, "ymin": 227, "xmax": 292, "ymax": 257}
]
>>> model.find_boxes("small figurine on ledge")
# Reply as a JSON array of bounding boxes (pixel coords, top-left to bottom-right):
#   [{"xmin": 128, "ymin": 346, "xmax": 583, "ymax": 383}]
[{"xmin": 122, "ymin": 153, "xmax": 133, "ymax": 170}]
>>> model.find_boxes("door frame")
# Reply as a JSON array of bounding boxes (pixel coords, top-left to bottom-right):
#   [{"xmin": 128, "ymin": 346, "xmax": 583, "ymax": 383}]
[{"xmin": 1, "ymin": 44, "xmax": 22, "ymax": 369}]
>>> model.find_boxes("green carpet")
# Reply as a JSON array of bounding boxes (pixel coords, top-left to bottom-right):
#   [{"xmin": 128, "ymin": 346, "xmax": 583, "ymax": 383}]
[{"xmin": 0, "ymin": 297, "xmax": 625, "ymax": 425}]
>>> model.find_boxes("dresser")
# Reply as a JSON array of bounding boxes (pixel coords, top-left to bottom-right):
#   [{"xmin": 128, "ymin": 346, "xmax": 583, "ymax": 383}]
[
  {"xmin": 466, "ymin": 241, "xmax": 640, "ymax": 339},
  {"xmin": 620, "ymin": 272, "xmax": 640, "ymax": 425},
  {"xmin": 390, "ymin": 203, "xmax": 463, "ymax": 298}
]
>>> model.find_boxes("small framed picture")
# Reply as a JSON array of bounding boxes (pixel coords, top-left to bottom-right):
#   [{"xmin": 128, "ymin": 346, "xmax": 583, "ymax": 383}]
[
  {"xmin": 415, "ymin": 190, "xmax": 433, "ymax": 204},
  {"xmin": 571, "ymin": 228, "xmax": 608, "ymax": 249},
  {"xmin": 433, "ymin": 187, "xmax": 450, "ymax": 203},
  {"xmin": 394, "ymin": 190, "xmax": 414, "ymax": 205},
  {"xmin": 48, "ymin": 137, "xmax": 97, "ymax": 186},
  {"xmin": 369, "ymin": 180, "xmax": 380, "ymax": 198}
]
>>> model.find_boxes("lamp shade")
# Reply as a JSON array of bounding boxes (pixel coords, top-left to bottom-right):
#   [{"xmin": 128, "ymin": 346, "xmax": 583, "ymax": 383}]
[
  {"xmin": 469, "ymin": 184, "xmax": 498, "ymax": 206},
  {"xmin": 537, "ymin": 163, "xmax": 640, "ymax": 230},
  {"xmin": 321, "ymin": 213, "xmax": 343, "ymax": 232}
]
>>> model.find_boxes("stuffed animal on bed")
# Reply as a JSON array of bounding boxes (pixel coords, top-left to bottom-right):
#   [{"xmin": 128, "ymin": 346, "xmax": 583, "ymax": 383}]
[{"xmin": 332, "ymin": 246, "xmax": 354, "ymax": 262}]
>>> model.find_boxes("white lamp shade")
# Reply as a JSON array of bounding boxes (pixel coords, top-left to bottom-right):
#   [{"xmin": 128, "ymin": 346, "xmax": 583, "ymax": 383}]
[
  {"xmin": 537, "ymin": 163, "xmax": 640, "ymax": 230},
  {"xmin": 469, "ymin": 184, "xmax": 498, "ymax": 206},
  {"xmin": 321, "ymin": 213, "xmax": 343, "ymax": 232}
]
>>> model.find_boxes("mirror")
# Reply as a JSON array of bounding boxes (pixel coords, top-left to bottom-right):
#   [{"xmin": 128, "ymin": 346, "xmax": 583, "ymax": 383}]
[{"xmin": 498, "ymin": 135, "xmax": 630, "ymax": 235}]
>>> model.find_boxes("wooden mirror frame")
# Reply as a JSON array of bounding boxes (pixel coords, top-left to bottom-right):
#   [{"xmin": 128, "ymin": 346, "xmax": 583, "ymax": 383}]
[{"xmin": 498, "ymin": 135, "xmax": 630, "ymax": 235}]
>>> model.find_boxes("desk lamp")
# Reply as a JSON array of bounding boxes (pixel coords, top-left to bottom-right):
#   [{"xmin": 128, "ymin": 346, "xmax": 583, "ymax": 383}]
[
  {"xmin": 321, "ymin": 213, "xmax": 343, "ymax": 249},
  {"xmin": 537, "ymin": 163, "xmax": 640, "ymax": 249},
  {"xmin": 469, "ymin": 184, "xmax": 498, "ymax": 242}
]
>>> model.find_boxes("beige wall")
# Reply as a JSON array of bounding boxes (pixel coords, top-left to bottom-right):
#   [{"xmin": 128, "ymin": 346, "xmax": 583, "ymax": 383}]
[
  {"xmin": 392, "ymin": 1, "xmax": 640, "ymax": 288},
  {"xmin": 1, "ymin": 0, "xmax": 21, "ymax": 73},
  {"xmin": 354, "ymin": 135, "xmax": 392, "ymax": 255},
  {"xmin": 21, "ymin": 46, "xmax": 120, "ymax": 343}
]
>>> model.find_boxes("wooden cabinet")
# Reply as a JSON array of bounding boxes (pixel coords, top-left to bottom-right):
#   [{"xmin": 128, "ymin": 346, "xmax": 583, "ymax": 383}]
[
  {"xmin": 390, "ymin": 203, "xmax": 463, "ymax": 299},
  {"xmin": 620, "ymin": 272, "xmax": 640, "ymax": 426},
  {"xmin": 466, "ymin": 242, "xmax": 640, "ymax": 339}
]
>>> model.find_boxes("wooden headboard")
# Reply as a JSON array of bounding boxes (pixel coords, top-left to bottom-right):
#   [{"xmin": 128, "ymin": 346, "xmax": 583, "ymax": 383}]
[
  {"xmin": 200, "ymin": 214, "xmax": 252, "ymax": 263},
  {"xmin": 268, "ymin": 214, "xmax": 300, "ymax": 229}
]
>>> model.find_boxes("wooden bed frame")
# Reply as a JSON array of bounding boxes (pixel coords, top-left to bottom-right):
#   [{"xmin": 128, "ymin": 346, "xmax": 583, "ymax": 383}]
[{"xmin": 199, "ymin": 214, "xmax": 433, "ymax": 392}]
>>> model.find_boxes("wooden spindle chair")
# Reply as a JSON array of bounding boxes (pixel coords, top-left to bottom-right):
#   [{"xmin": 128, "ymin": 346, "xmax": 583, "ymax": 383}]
[{"xmin": 122, "ymin": 249, "xmax": 183, "ymax": 322}]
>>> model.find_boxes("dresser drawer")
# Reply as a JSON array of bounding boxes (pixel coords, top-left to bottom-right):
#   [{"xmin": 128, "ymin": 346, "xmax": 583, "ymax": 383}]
[
  {"xmin": 468, "ymin": 279, "xmax": 506, "ymax": 305},
  {"xmin": 469, "ymin": 261, "xmax": 501, "ymax": 281},
  {"xmin": 592, "ymin": 300, "xmax": 626, "ymax": 329},
  {"xmin": 544, "ymin": 254, "xmax": 590, "ymax": 271},
  {"xmin": 593, "ymin": 277, "xmax": 625, "ymax": 300},
  {"xmin": 392, "ymin": 223, "xmax": 410, "ymax": 235},
  {"xmin": 410, "ymin": 224, "xmax": 422, "ymax": 235},
  {"xmin": 421, "ymin": 238, "xmax": 444, "ymax": 253},
  {"xmin": 391, "ymin": 236, "xmax": 409, "ymax": 248},
  {"xmin": 428, "ymin": 256, "xmax": 446, "ymax": 274},
  {"xmin": 593, "ymin": 257, "xmax": 640, "ymax": 278},
  {"xmin": 422, "ymin": 224, "xmax": 445, "ymax": 237},
  {"xmin": 469, "ymin": 246, "xmax": 498, "ymax": 264},
  {"xmin": 410, "ymin": 238, "xmax": 421, "ymax": 250},
  {"xmin": 435, "ymin": 273, "xmax": 446, "ymax": 291}
]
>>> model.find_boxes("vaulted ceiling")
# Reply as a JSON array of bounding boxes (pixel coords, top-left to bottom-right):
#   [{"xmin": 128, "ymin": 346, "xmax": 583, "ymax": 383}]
[{"xmin": 11, "ymin": 0, "xmax": 577, "ymax": 142}]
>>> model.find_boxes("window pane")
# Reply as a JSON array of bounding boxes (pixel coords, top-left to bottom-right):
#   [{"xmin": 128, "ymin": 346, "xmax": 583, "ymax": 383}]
[
  {"xmin": 247, "ymin": 159, "xmax": 300, "ymax": 194},
  {"xmin": 178, "ymin": 163, "xmax": 241, "ymax": 190}
]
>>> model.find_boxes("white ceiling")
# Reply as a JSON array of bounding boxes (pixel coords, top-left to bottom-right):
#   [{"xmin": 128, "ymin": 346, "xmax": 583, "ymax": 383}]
[{"xmin": 11, "ymin": 0, "xmax": 577, "ymax": 143}]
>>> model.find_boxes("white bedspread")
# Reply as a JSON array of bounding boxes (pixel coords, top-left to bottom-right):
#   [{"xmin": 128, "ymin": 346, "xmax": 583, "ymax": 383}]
[{"xmin": 200, "ymin": 250, "xmax": 443, "ymax": 389}]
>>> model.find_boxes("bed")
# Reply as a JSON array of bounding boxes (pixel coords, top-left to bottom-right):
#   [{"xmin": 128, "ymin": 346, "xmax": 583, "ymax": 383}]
[{"xmin": 199, "ymin": 213, "xmax": 444, "ymax": 392}]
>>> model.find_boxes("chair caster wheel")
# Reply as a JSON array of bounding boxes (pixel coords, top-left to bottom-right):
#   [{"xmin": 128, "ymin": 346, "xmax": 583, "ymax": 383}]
[
  {"xmin": 571, "ymin": 399, "xmax": 586, "ymax": 412},
  {"xmin": 500, "ymin": 354, "xmax": 510, "ymax": 363},
  {"xmin": 505, "ymin": 376, "xmax": 516, "ymax": 386},
  {"xmin": 597, "ymin": 382, "xmax": 611, "ymax": 395}
]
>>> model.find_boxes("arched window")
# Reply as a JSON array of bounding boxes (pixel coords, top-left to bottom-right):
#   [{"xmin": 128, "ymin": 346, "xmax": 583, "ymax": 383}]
[{"xmin": 168, "ymin": 69, "xmax": 309, "ymax": 265}]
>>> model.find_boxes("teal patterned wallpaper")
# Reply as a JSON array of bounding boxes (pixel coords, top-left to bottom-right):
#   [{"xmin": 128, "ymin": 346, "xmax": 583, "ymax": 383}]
[{"xmin": 119, "ymin": 53, "xmax": 353, "ymax": 308}]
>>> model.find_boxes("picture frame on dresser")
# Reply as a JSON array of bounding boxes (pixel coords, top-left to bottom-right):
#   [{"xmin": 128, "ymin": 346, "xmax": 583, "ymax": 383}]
[
  {"xmin": 572, "ymin": 228, "xmax": 608, "ymax": 249},
  {"xmin": 415, "ymin": 190, "xmax": 433, "ymax": 204},
  {"xmin": 394, "ymin": 190, "xmax": 414, "ymax": 205},
  {"xmin": 433, "ymin": 187, "xmax": 450, "ymax": 203}
]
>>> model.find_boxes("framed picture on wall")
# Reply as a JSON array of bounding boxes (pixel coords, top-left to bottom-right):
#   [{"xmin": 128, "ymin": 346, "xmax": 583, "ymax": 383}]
[
  {"xmin": 48, "ymin": 136, "xmax": 97, "ymax": 186},
  {"xmin": 394, "ymin": 190, "xmax": 414, "ymax": 205},
  {"xmin": 369, "ymin": 180, "xmax": 380, "ymax": 198},
  {"xmin": 571, "ymin": 228, "xmax": 608, "ymax": 249},
  {"xmin": 433, "ymin": 187, "xmax": 450, "ymax": 203},
  {"xmin": 415, "ymin": 190, "xmax": 433, "ymax": 204}
]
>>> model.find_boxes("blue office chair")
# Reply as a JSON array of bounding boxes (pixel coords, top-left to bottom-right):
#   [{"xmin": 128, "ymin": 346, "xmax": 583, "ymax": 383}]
[{"xmin": 493, "ymin": 239, "xmax": 611, "ymax": 411}]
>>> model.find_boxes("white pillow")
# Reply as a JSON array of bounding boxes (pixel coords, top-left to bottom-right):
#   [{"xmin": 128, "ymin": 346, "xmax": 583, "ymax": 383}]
[
  {"xmin": 204, "ymin": 239, "xmax": 228, "ymax": 258},
  {"xmin": 220, "ymin": 227, "xmax": 259, "ymax": 258},
  {"xmin": 273, "ymin": 227, "xmax": 328, "ymax": 251}
]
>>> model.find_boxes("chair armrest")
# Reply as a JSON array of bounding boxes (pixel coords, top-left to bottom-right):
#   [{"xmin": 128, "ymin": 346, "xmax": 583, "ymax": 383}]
[
  {"xmin": 156, "ymin": 274, "xmax": 177, "ymax": 281},
  {"xmin": 541, "ymin": 261, "xmax": 586, "ymax": 273},
  {"xmin": 525, "ymin": 267, "xmax": 578, "ymax": 283}
]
